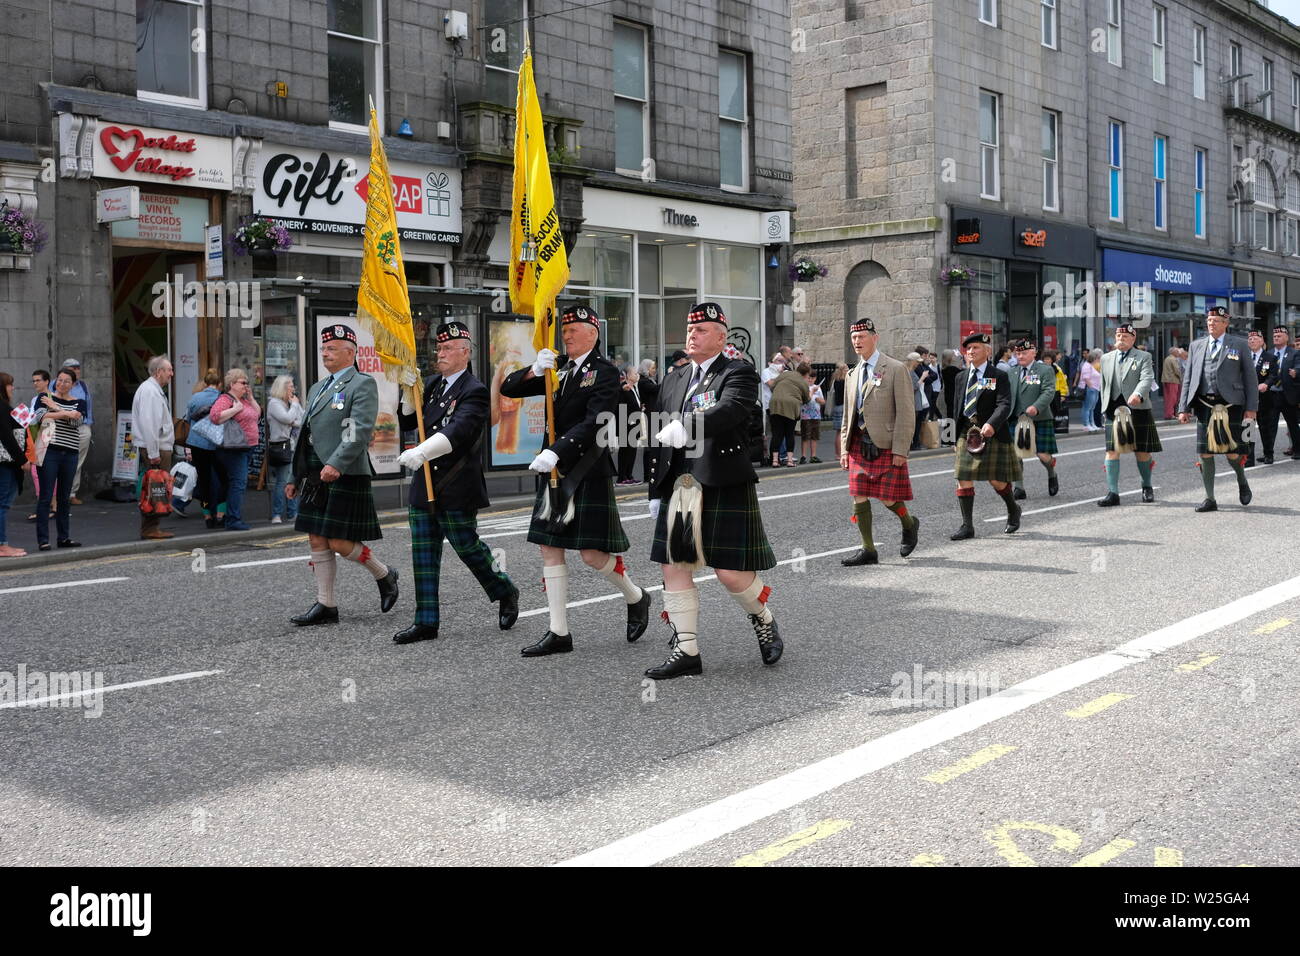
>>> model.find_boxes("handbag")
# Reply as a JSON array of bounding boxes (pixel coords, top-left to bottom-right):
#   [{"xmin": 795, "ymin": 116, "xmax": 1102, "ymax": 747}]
[
  {"xmin": 220, "ymin": 417, "xmax": 250, "ymax": 449},
  {"xmin": 0, "ymin": 427, "xmax": 24, "ymax": 464},
  {"xmin": 34, "ymin": 418, "xmax": 56, "ymax": 467},
  {"xmin": 919, "ymin": 419, "xmax": 940, "ymax": 449},
  {"xmin": 268, "ymin": 439, "xmax": 293, "ymax": 466},
  {"xmin": 189, "ymin": 414, "xmax": 224, "ymax": 447}
]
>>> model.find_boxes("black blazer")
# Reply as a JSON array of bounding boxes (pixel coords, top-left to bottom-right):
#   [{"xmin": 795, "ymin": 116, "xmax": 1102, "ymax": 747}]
[
  {"xmin": 637, "ymin": 378, "xmax": 659, "ymax": 412},
  {"xmin": 954, "ymin": 363, "xmax": 1013, "ymax": 440},
  {"xmin": 649, "ymin": 354, "xmax": 759, "ymax": 498},
  {"xmin": 499, "ymin": 351, "xmax": 620, "ymax": 477},
  {"xmin": 1254, "ymin": 350, "xmax": 1281, "ymax": 392},
  {"xmin": 1275, "ymin": 347, "xmax": 1300, "ymax": 403},
  {"xmin": 397, "ymin": 371, "xmax": 491, "ymax": 512}
]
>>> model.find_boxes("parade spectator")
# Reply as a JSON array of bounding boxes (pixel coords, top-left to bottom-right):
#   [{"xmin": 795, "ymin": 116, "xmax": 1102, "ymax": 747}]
[
  {"xmin": 760, "ymin": 352, "xmax": 786, "ymax": 466},
  {"xmin": 132, "ymin": 355, "xmax": 176, "ymax": 540},
  {"xmin": 668, "ymin": 349, "xmax": 689, "ymax": 369},
  {"xmin": 267, "ymin": 374, "xmax": 305, "ymax": 523},
  {"xmin": 35, "ymin": 367, "xmax": 85, "ymax": 550},
  {"xmin": 905, "ymin": 353, "xmax": 930, "ymax": 450},
  {"xmin": 208, "ymin": 368, "xmax": 259, "ymax": 532},
  {"xmin": 1043, "ymin": 349, "xmax": 1069, "ymax": 421},
  {"xmin": 636, "ymin": 359, "xmax": 659, "ymax": 483},
  {"xmin": 830, "ymin": 362, "xmax": 848, "ymax": 458},
  {"xmin": 996, "ymin": 346, "xmax": 1015, "ymax": 372},
  {"xmin": 616, "ymin": 365, "xmax": 645, "ymax": 484},
  {"xmin": 940, "ymin": 350, "xmax": 963, "ymax": 439},
  {"xmin": 0, "ymin": 372, "xmax": 28, "ymax": 557},
  {"xmin": 24, "ymin": 369, "xmax": 50, "ymax": 521},
  {"xmin": 798, "ymin": 363, "xmax": 825, "ymax": 463},
  {"xmin": 915, "ymin": 347, "xmax": 941, "ymax": 419},
  {"xmin": 1161, "ymin": 346, "xmax": 1183, "ymax": 420},
  {"xmin": 768, "ymin": 361, "xmax": 810, "ymax": 466},
  {"xmin": 186, "ymin": 369, "xmax": 227, "ymax": 528},
  {"xmin": 1079, "ymin": 349, "xmax": 1103, "ymax": 431},
  {"xmin": 59, "ymin": 358, "xmax": 92, "ymax": 505}
]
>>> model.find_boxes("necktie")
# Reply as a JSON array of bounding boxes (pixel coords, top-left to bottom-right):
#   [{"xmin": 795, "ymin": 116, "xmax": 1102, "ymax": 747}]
[
  {"xmin": 1020, "ymin": 366, "xmax": 1029, "ymax": 382},
  {"xmin": 858, "ymin": 362, "xmax": 871, "ymax": 428},
  {"xmin": 428, "ymin": 378, "xmax": 446, "ymax": 407},
  {"xmin": 559, "ymin": 360, "xmax": 577, "ymax": 396},
  {"xmin": 963, "ymin": 368, "xmax": 981, "ymax": 417},
  {"xmin": 681, "ymin": 365, "xmax": 703, "ymax": 412},
  {"xmin": 1210, "ymin": 339, "xmax": 1221, "ymax": 362}
]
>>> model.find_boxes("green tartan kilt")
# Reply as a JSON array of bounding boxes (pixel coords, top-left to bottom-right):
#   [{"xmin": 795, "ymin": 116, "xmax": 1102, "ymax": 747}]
[
  {"xmin": 1104, "ymin": 407, "xmax": 1164, "ymax": 453},
  {"xmin": 1193, "ymin": 400, "xmax": 1246, "ymax": 456},
  {"xmin": 651, "ymin": 481, "xmax": 776, "ymax": 572},
  {"xmin": 1033, "ymin": 418, "xmax": 1059, "ymax": 455},
  {"xmin": 527, "ymin": 473, "xmax": 630, "ymax": 552},
  {"xmin": 293, "ymin": 450, "xmax": 382, "ymax": 541},
  {"xmin": 954, "ymin": 435, "xmax": 1023, "ymax": 483}
]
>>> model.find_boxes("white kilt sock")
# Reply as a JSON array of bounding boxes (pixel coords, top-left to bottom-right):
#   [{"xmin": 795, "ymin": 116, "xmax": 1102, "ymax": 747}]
[
  {"xmin": 729, "ymin": 575, "xmax": 774, "ymax": 624},
  {"xmin": 663, "ymin": 587, "xmax": 700, "ymax": 656},
  {"xmin": 543, "ymin": 564, "xmax": 569, "ymax": 636},
  {"xmin": 310, "ymin": 549, "xmax": 337, "ymax": 607},
  {"xmin": 345, "ymin": 543, "xmax": 388, "ymax": 579},
  {"xmin": 597, "ymin": 555, "xmax": 643, "ymax": 603}
]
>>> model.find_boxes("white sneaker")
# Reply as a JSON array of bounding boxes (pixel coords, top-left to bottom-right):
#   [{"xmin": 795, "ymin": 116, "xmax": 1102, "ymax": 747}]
[{"xmin": 271, "ymin": 516, "xmax": 283, "ymax": 524}]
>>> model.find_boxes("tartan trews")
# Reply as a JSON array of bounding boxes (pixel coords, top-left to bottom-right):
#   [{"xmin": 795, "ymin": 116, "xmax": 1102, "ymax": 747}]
[{"xmin": 409, "ymin": 506, "xmax": 516, "ymax": 625}]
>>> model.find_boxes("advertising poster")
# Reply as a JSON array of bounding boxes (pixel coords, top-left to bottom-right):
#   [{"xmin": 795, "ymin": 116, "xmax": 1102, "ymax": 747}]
[
  {"xmin": 487, "ymin": 318, "xmax": 546, "ymax": 469},
  {"xmin": 313, "ymin": 315, "xmax": 401, "ymax": 478},
  {"xmin": 112, "ymin": 411, "xmax": 138, "ymax": 481}
]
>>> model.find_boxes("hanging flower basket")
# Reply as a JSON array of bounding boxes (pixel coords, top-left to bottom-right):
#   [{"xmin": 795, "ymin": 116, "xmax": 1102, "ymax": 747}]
[
  {"xmin": 940, "ymin": 266, "xmax": 973, "ymax": 286},
  {"xmin": 789, "ymin": 257, "xmax": 828, "ymax": 282},
  {"xmin": 0, "ymin": 206, "xmax": 48, "ymax": 255},
  {"xmin": 230, "ymin": 216, "xmax": 293, "ymax": 256}
]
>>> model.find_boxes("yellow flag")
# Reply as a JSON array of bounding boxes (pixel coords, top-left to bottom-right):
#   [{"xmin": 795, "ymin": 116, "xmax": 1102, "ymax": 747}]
[
  {"xmin": 510, "ymin": 44, "xmax": 570, "ymax": 354},
  {"xmin": 358, "ymin": 106, "xmax": 419, "ymax": 391}
]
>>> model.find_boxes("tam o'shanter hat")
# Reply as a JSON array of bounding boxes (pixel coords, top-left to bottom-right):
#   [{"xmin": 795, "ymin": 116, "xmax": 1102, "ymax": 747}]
[
  {"xmin": 687, "ymin": 302, "xmax": 727, "ymax": 326},
  {"xmin": 436, "ymin": 321, "xmax": 471, "ymax": 342},
  {"xmin": 561, "ymin": 305, "xmax": 600, "ymax": 327},
  {"xmin": 321, "ymin": 324, "xmax": 357, "ymax": 345},
  {"xmin": 850, "ymin": 318, "xmax": 876, "ymax": 333}
]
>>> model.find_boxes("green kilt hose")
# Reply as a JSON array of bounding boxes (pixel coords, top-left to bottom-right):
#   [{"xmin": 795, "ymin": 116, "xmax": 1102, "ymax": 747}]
[
  {"xmin": 1193, "ymin": 400, "xmax": 1247, "ymax": 456},
  {"xmin": 651, "ymin": 481, "xmax": 776, "ymax": 571},
  {"xmin": 294, "ymin": 450, "xmax": 382, "ymax": 541},
  {"xmin": 527, "ymin": 473, "xmax": 629, "ymax": 552},
  {"xmin": 1032, "ymin": 418, "xmax": 1058, "ymax": 455},
  {"xmin": 409, "ymin": 506, "xmax": 514, "ymax": 625},
  {"xmin": 954, "ymin": 436, "xmax": 1023, "ymax": 483},
  {"xmin": 1104, "ymin": 407, "xmax": 1163, "ymax": 453}
]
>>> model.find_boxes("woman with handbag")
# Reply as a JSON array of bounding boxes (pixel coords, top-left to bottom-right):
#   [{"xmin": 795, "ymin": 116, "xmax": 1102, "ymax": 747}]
[
  {"xmin": 185, "ymin": 369, "xmax": 227, "ymax": 528},
  {"xmin": 208, "ymin": 368, "xmax": 259, "ymax": 531},
  {"xmin": 0, "ymin": 372, "xmax": 29, "ymax": 557},
  {"xmin": 266, "ymin": 375, "xmax": 304, "ymax": 523},
  {"xmin": 34, "ymin": 367, "xmax": 86, "ymax": 550}
]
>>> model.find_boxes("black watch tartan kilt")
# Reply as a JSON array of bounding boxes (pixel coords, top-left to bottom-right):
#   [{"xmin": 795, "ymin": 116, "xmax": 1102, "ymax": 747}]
[
  {"xmin": 527, "ymin": 473, "xmax": 629, "ymax": 552},
  {"xmin": 1192, "ymin": 398, "xmax": 1247, "ymax": 456},
  {"xmin": 1104, "ymin": 406, "xmax": 1163, "ymax": 453},
  {"xmin": 650, "ymin": 480, "xmax": 776, "ymax": 571},
  {"xmin": 293, "ymin": 450, "xmax": 383, "ymax": 541},
  {"xmin": 954, "ymin": 435, "xmax": 1023, "ymax": 483}
]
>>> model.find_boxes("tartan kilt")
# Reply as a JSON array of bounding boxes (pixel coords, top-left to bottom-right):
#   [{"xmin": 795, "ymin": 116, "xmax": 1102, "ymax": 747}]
[
  {"xmin": 954, "ymin": 435, "xmax": 1023, "ymax": 483},
  {"xmin": 527, "ymin": 473, "xmax": 629, "ymax": 552},
  {"xmin": 847, "ymin": 448, "xmax": 913, "ymax": 501},
  {"xmin": 293, "ymin": 451, "xmax": 382, "ymax": 541},
  {"xmin": 1104, "ymin": 407, "xmax": 1163, "ymax": 453},
  {"xmin": 1193, "ymin": 400, "xmax": 1246, "ymax": 456},
  {"xmin": 1033, "ymin": 418, "xmax": 1058, "ymax": 455},
  {"xmin": 651, "ymin": 480, "xmax": 776, "ymax": 571}
]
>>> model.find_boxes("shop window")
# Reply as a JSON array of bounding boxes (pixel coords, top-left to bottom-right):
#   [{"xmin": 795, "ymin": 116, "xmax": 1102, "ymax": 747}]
[
  {"xmin": 568, "ymin": 231, "xmax": 633, "ymax": 290},
  {"xmin": 328, "ymin": 0, "xmax": 383, "ymax": 130},
  {"xmin": 719, "ymin": 50, "xmax": 749, "ymax": 191},
  {"xmin": 704, "ymin": 243, "xmax": 760, "ymax": 298},
  {"xmin": 614, "ymin": 21, "xmax": 650, "ymax": 177},
  {"xmin": 136, "ymin": 0, "xmax": 207, "ymax": 107},
  {"xmin": 484, "ymin": 0, "xmax": 527, "ymax": 105}
]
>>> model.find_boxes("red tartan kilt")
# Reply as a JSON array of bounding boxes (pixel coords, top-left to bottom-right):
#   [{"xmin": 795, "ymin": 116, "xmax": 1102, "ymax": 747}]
[{"xmin": 847, "ymin": 449, "xmax": 913, "ymax": 501}]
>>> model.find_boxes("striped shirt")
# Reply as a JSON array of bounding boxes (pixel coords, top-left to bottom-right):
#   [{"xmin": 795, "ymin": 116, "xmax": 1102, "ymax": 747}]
[{"xmin": 44, "ymin": 395, "xmax": 86, "ymax": 451}]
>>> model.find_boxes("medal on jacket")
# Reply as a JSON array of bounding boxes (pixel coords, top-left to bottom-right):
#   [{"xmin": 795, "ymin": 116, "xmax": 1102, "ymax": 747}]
[
  {"xmin": 579, "ymin": 368, "xmax": 597, "ymax": 388},
  {"xmin": 331, "ymin": 390, "xmax": 345, "ymax": 410}
]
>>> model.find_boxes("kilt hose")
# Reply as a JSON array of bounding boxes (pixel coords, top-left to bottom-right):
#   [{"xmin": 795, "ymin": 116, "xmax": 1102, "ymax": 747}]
[
  {"xmin": 847, "ymin": 447, "xmax": 913, "ymax": 501},
  {"xmin": 954, "ymin": 435, "xmax": 1023, "ymax": 483},
  {"xmin": 1104, "ymin": 407, "xmax": 1163, "ymax": 454},
  {"xmin": 408, "ymin": 506, "xmax": 515, "ymax": 625},
  {"xmin": 1192, "ymin": 398, "xmax": 1248, "ymax": 457},
  {"xmin": 527, "ymin": 473, "xmax": 629, "ymax": 553},
  {"xmin": 1032, "ymin": 417, "xmax": 1058, "ymax": 455},
  {"xmin": 293, "ymin": 450, "xmax": 382, "ymax": 541},
  {"xmin": 651, "ymin": 480, "xmax": 776, "ymax": 571}
]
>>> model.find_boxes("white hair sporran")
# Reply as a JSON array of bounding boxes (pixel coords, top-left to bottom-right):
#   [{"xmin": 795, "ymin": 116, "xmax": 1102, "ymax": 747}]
[
  {"xmin": 1112, "ymin": 405, "xmax": 1137, "ymax": 455},
  {"xmin": 665, "ymin": 474, "xmax": 706, "ymax": 569}
]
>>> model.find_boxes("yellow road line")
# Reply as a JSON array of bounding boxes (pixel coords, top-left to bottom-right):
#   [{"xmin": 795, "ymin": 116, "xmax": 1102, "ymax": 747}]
[
  {"xmin": 1177, "ymin": 654, "xmax": 1220, "ymax": 672},
  {"xmin": 1154, "ymin": 847, "xmax": 1184, "ymax": 867},
  {"xmin": 1253, "ymin": 618, "xmax": 1292, "ymax": 635},
  {"xmin": 732, "ymin": 819, "xmax": 853, "ymax": 867},
  {"xmin": 1073, "ymin": 838, "xmax": 1137, "ymax": 867},
  {"xmin": 923, "ymin": 744, "xmax": 1017, "ymax": 784},
  {"xmin": 910, "ymin": 853, "xmax": 945, "ymax": 867},
  {"xmin": 1065, "ymin": 693, "xmax": 1133, "ymax": 719}
]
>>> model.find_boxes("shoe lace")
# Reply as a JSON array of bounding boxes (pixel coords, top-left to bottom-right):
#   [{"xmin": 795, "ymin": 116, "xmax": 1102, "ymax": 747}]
[{"xmin": 750, "ymin": 613, "xmax": 776, "ymax": 645}]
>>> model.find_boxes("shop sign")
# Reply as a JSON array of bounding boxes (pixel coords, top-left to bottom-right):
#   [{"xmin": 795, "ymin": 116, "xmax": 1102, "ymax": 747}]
[
  {"xmin": 254, "ymin": 146, "xmax": 462, "ymax": 243},
  {"xmin": 763, "ymin": 210, "xmax": 790, "ymax": 243},
  {"xmin": 93, "ymin": 124, "xmax": 234, "ymax": 190},
  {"xmin": 1255, "ymin": 273, "xmax": 1283, "ymax": 303},
  {"xmin": 1019, "ymin": 228, "xmax": 1047, "ymax": 248},
  {"xmin": 95, "ymin": 186, "xmax": 139, "ymax": 223},
  {"xmin": 206, "ymin": 225, "xmax": 224, "ymax": 279},
  {"xmin": 954, "ymin": 219, "xmax": 982, "ymax": 244},
  {"xmin": 1102, "ymin": 248, "xmax": 1231, "ymax": 296},
  {"xmin": 110, "ymin": 192, "xmax": 208, "ymax": 245},
  {"xmin": 1230, "ymin": 287, "xmax": 1256, "ymax": 302}
]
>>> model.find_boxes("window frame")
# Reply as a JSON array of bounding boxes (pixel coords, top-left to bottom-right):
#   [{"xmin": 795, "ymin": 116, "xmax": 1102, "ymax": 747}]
[
  {"xmin": 718, "ymin": 49, "xmax": 749, "ymax": 193},
  {"xmin": 1230, "ymin": 42, "xmax": 1243, "ymax": 108},
  {"xmin": 1262, "ymin": 59, "xmax": 1274, "ymax": 121},
  {"xmin": 1292, "ymin": 73, "xmax": 1300, "ymax": 130},
  {"xmin": 1042, "ymin": 108, "xmax": 1060, "ymax": 212},
  {"xmin": 1153, "ymin": 134, "xmax": 1167, "ymax": 231},
  {"xmin": 613, "ymin": 19, "xmax": 651, "ymax": 179},
  {"xmin": 980, "ymin": 0, "xmax": 998, "ymax": 28},
  {"xmin": 326, "ymin": 0, "xmax": 384, "ymax": 133},
  {"xmin": 1253, "ymin": 164, "xmax": 1277, "ymax": 252},
  {"xmin": 1109, "ymin": 120, "xmax": 1125, "ymax": 223},
  {"xmin": 1108, "ymin": 0, "xmax": 1123, "ymax": 68},
  {"xmin": 1194, "ymin": 147, "xmax": 1207, "ymax": 240},
  {"xmin": 1192, "ymin": 25, "xmax": 1206, "ymax": 101},
  {"xmin": 979, "ymin": 89, "xmax": 1001, "ymax": 201},
  {"xmin": 136, "ymin": 0, "xmax": 208, "ymax": 109},
  {"xmin": 1041, "ymin": 0, "xmax": 1057, "ymax": 49},
  {"xmin": 483, "ymin": 0, "xmax": 530, "ymax": 105},
  {"xmin": 1152, "ymin": 5, "xmax": 1166, "ymax": 85}
]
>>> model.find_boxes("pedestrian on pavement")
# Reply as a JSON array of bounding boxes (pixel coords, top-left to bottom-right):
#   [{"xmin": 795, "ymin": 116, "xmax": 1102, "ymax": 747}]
[
  {"xmin": 950, "ymin": 332, "xmax": 1022, "ymax": 540},
  {"xmin": 393, "ymin": 321, "xmax": 520, "ymax": 645},
  {"xmin": 35, "ymin": 367, "xmax": 86, "ymax": 550},
  {"xmin": 940, "ymin": 349, "xmax": 964, "ymax": 439},
  {"xmin": 915, "ymin": 347, "xmax": 941, "ymax": 420},
  {"xmin": 1043, "ymin": 348, "xmax": 1069, "ymax": 428},
  {"xmin": 1267, "ymin": 326, "xmax": 1300, "ymax": 460},
  {"xmin": 830, "ymin": 362, "xmax": 848, "ymax": 458},
  {"xmin": 266, "ymin": 374, "xmax": 305, "ymax": 523},
  {"xmin": 208, "ymin": 369, "xmax": 259, "ymax": 532},
  {"xmin": 0, "ymin": 372, "xmax": 29, "ymax": 558},
  {"xmin": 838, "ymin": 318, "xmax": 919, "ymax": 567},
  {"xmin": 58, "ymin": 358, "xmax": 93, "ymax": 505},
  {"xmin": 616, "ymin": 364, "xmax": 645, "ymax": 484},
  {"xmin": 646, "ymin": 301, "xmax": 783, "ymax": 680},
  {"xmin": 637, "ymin": 359, "xmax": 660, "ymax": 483},
  {"xmin": 1096, "ymin": 324, "xmax": 1161, "ymax": 507},
  {"xmin": 1078, "ymin": 349, "xmax": 1103, "ymax": 432},
  {"xmin": 286, "ymin": 324, "xmax": 399, "ymax": 626},
  {"xmin": 1008, "ymin": 339, "xmax": 1060, "ymax": 500},
  {"xmin": 1160, "ymin": 346, "xmax": 1183, "ymax": 420},
  {"xmin": 905, "ymin": 352, "xmax": 929, "ymax": 450},
  {"xmin": 499, "ymin": 305, "xmax": 650, "ymax": 657},
  {"xmin": 132, "ymin": 356, "xmax": 176, "ymax": 541},
  {"xmin": 185, "ymin": 369, "xmax": 228, "ymax": 528},
  {"xmin": 760, "ymin": 352, "xmax": 786, "ymax": 466},
  {"xmin": 798, "ymin": 363, "xmax": 825, "ymax": 463},
  {"xmin": 767, "ymin": 360, "xmax": 809, "ymax": 466},
  {"xmin": 1177, "ymin": 307, "xmax": 1258, "ymax": 511},
  {"xmin": 24, "ymin": 369, "xmax": 50, "ymax": 522},
  {"xmin": 995, "ymin": 346, "xmax": 1015, "ymax": 373}
]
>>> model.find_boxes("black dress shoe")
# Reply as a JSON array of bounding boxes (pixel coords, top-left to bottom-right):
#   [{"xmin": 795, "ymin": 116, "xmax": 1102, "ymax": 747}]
[
  {"xmin": 950, "ymin": 524, "xmax": 975, "ymax": 541},
  {"xmin": 498, "ymin": 590, "xmax": 519, "ymax": 630},
  {"xmin": 1239, "ymin": 484, "xmax": 1253, "ymax": 506},
  {"xmin": 626, "ymin": 588, "xmax": 651, "ymax": 642},
  {"xmin": 645, "ymin": 643, "xmax": 703, "ymax": 680},
  {"xmin": 291, "ymin": 602, "xmax": 339, "ymax": 626},
  {"xmin": 56, "ymin": 539, "xmax": 81, "ymax": 548},
  {"xmin": 841, "ymin": 548, "xmax": 879, "ymax": 566},
  {"xmin": 393, "ymin": 623, "xmax": 438, "ymax": 644},
  {"xmin": 1048, "ymin": 474, "xmax": 1060, "ymax": 496},
  {"xmin": 377, "ymin": 567, "xmax": 399, "ymax": 613},
  {"xmin": 1262, "ymin": 456, "xmax": 1274, "ymax": 465},
  {"xmin": 1004, "ymin": 498, "xmax": 1021, "ymax": 534},
  {"xmin": 1141, "ymin": 486, "xmax": 1155, "ymax": 503},
  {"xmin": 1195, "ymin": 498, "xmax": 1218, "ymax": 513},
  {"xmin": 521, "ymin": 630, "xmax": 573, "ymax": 657},
  {"xmin": 900, "ymin": 516, "xmax": 920, "ymax": 557},
  {"xmin": 750, "ymin": 614, "xmax": 784, "ymax": 665},
  {"xmin": 1012, "ymin": 486, "xmax": 1026, "ymax": 500},
  {"xmin": 1097, "ymin": 492, "xmax": 1121, "ymax": 507}
]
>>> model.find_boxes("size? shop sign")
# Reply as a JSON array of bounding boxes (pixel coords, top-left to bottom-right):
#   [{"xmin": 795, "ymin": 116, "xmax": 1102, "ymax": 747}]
[{"xmin": 93, "ymin": 124, "xmax": 234, "ymax": 190}]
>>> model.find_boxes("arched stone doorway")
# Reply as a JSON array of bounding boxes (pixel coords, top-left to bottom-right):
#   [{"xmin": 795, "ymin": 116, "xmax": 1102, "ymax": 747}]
[{"xmin": 843, "ymin": 259, "xmax": 891, "ymax": 355}]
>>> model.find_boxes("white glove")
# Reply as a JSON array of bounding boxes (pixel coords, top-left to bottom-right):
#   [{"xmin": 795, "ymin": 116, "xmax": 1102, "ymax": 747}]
[
  {"xmin": 398, "ymin": 367, "xmax": 420, "ymax": 387},
  {"xmin": 399, "ymin": 432, "xmax": 452, "ymax": 470},
  {"xmin": 649, "ymin": 498, "xmax": 661, "ymax": 519},
  {"xmin": 531, "ymin": 348, "xmax": 558, "ymax": 377},
  {"xmin": 400, "ymin": 398, "xmax": 415, "ymax": 416},
  {"xmin": 529, "ymin": 448, "xmax": 560, "ymax": 474},
  {"xmin": 656, "ymin": 419, "xmax": 688, "ymax": 449}
]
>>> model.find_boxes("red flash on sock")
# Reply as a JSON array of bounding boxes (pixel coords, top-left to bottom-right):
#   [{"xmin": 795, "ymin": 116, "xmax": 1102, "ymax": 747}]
[
  {"xmin": 893, "ymin": 505, "xmax": 910, "ymax": 519},
  {"xmin": 956, "ymin": 487, "xmax": 975, "ymax": 498},
  {"xmin": 757, "ymin": 585, "xmax": 772, "ymax": 605},
  {"xmin": 359, "ymin": 546, "xmax": 372, "ymax": 564},
  {"xmin": 613, "ymin": 556, "xmax": 626, "ymax": 576}
]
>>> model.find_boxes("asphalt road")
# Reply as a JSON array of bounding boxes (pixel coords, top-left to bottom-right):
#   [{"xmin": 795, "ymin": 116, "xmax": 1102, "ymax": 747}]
[{"xmin": 2, "ymin": 422, "xmax": 1297, "ymax": 866}]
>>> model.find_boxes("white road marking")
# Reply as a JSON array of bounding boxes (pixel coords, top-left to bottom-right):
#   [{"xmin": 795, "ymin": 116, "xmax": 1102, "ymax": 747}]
[
  {"xmin": 555, "ymin": 572, "xmax": 1300, "ymax": 867},
  {"xmin": 0, "ymin": 577, "xmax": 129, "ymax": 595},
  {"xmin": 0, "ymin": 669, "xmax": 225, "ymax": 710},
  {"xmin": 983, "ymin": 486, "xmax": 1158, "ymax": 521},
  {"xmin": 217, "ymin": 555, "xmax": 310, "ymax": 569}
]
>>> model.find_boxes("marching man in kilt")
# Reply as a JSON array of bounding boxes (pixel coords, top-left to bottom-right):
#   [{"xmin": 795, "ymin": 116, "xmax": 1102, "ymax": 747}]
[
  {"xmin": 393, "ymin": 321, "xmax": 519, "ymax": 644},
  {"xmin": 499, "ymin": 305, "xmax": 651, "ymax": 657},
  {"xmin": 838, "ymin": 317, "xmax": 920, "ymax": 565},
  {"xmin": 646, "ymin": 302, "xmax": 782, "ymax": 680},
  {"xmin": 1008, "ymin": 339, "xmax": 1060, "ymax": 500},
  {"xmin": 286, "ymin": 324, "xmax": 399, "ymax": 625},
  {"xmin": 950, "ymin": 332, "xmax": 1022, "ymax": 540},
  {"xmin": 1097, "ymin": 324, "xmax": 1161, "ymax": 506},
  {"xmin": 1177, "ymin": 306, "xmax": 1258, "ymax": 511}
]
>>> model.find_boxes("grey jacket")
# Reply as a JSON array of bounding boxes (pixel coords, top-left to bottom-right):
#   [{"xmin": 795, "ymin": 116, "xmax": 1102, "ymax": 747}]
[
  {"xmin": 1178, "ymin": 334, "xmax": 1259, "ymax": 413},
  {"xmin": 1100, "ymin": 348, "xmax": 1156, "ymax": 412}
]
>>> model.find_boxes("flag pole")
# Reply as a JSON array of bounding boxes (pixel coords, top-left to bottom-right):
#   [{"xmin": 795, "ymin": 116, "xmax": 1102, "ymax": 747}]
[{"xmin": 411, "ymin": 379, "xmax": 436, "ymax": 506}]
